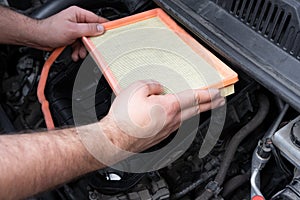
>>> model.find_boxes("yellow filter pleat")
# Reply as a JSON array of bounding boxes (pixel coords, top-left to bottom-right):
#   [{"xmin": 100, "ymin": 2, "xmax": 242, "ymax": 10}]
[{"xmin": 90, "ymin": 17, "xmax": 233, "ymax": 95}]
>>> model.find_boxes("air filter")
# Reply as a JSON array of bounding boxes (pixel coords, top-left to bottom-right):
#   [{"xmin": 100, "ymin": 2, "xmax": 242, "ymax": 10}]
[{"xmin": 83, "ymin": 8, "xmax": 238, "ymax": 96}]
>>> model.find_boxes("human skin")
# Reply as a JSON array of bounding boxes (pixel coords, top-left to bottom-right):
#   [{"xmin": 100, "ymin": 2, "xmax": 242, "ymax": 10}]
[
  {"xmin": 0, "ymin": 80, "xmax": 224, "ymax": 200},
  {"xmin": 0, "ymin": 5, "xmax": 107, "ymax": 61},
  {"xmin": 0, "ymin": 5, "xmax": 226, "ymax": 200}
]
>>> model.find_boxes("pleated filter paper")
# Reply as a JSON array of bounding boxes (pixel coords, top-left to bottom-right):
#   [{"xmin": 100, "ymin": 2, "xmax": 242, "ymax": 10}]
[{"xmin": 83, "ymin": 9, "xmax": 238, "ymax": 96}]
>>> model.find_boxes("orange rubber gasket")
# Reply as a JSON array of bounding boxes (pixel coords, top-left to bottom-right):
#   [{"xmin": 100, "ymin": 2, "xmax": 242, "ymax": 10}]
[
  {"xmin": 37, "ymin": 47, "xmax": 65, "ymax": 130},
  {"xmin": 82, "ymin": 8, "xmax": 238, "ymax": 95}
]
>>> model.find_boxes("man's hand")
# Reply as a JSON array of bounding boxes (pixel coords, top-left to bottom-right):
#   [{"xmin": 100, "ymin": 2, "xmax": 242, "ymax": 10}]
[
  {"xmin": 99, "ymin": 81, "xmax": 225, "ymax": 155},
  {"xmin": 0, "ymin": 6, "xmax": 107, "ymax": 61},
  {"xmin": 37, "ymin": 6, "xmax": 108, "ymax": 61},
  {"xmin": 0, "ymin": 81, "xmax": 225, "ymax": 199}
]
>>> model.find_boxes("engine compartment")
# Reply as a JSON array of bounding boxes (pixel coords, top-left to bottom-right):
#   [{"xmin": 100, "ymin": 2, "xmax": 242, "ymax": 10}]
[{"xmin": 0, "ymin": 0, "xmax": 300, "ymax": 199}]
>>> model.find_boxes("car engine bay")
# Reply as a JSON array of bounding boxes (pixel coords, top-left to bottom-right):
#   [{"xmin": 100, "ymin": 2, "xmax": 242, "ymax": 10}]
[{"xmin": 0, "ymin": 0, "xmax": 300, "ymax": 199}]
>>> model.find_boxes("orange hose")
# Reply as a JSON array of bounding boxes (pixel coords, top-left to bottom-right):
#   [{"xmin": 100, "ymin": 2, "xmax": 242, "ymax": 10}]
[{"xmin": 37, "ymin": 47, "xmax": 66, "ymax": 130}]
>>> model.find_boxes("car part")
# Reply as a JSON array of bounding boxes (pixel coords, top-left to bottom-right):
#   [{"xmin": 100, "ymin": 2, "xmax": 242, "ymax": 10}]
[
  {"xmin": 250, "ymin": 103, "xmax": 289, "ymax": 199},
  {"xmin": 31, "ymin": 0, "xmax": 155, "ymax": 19},
  {"xmin": 197, "ymin": 94, "xmax": 270, "ymax": 200},
  {"xmin": 273, "ymin": 116, "xmax": 300, "ymax": 169},
  {"xmin": 153, "ymin": 0, "xmax": 300, "ymax": 113},
  {"xmin": 272, "ymin": 173, "xmax": 300, "ymax": 200},
  {"xmin": 1, "ymin": 1, "xmax": 300, "ymax": 200}
]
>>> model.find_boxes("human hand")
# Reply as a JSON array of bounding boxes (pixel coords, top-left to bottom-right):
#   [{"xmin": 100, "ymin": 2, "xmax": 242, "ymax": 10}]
[
  {"xmin": 35, "ymin": 6, "xmax": 107, "ymax": 61},
  {"xmin": 102, "ymin": 80, "xmax": 225, "ymax": 154}
]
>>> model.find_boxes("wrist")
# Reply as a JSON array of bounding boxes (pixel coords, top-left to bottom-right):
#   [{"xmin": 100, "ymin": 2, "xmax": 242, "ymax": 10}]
[
  {"xmin": 13, "ymin": 16, "xmax": 48, "ymax": 49},
  {"xmin": 21, "ymin": 19, "xmax": 53, "ymax": 50},
  {"xmin": 71, "ymin": 126, "xmax": 104, "ymax": 171},
  {"xmin": 76, "ymin": 119, "xmax": 131, "ymax": 168},
  {"xmin": 98, "ymin": 116, "xmax": 125, "ymax": 149},
  {"xmin": 99, "ymin": 116, "xmax": 137, "ymax": 153}
]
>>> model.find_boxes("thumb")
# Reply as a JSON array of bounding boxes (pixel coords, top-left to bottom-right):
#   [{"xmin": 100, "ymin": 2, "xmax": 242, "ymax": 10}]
[{"xmin": 75, "ymin": 23, "xmax": 105, "ymax": 37}]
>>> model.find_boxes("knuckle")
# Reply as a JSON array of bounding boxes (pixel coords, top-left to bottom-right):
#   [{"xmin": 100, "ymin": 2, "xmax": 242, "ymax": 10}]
[
  {"xmin": 136, "ymin": 80, "xmax": 146, "ymax": 86},
  {"xmin": 132, "ymin": 80, "xmax": 146, "ymax": 89},
  {"xmin": 194, "ymin": 91, "xmax": 201, "ymax": 105},
  {"xmin": 194, "ymin": 92, "xmax": 200, "ymax": 105},
  {"xmin": 88, "ymin": 24, "xmax": 96, "ymax": 33},
  {"xmin": 195, "ymin": 105, "xmax": 201, "ymax": 114},
  {"xmin": 195, "ymin": 90, "xmax": 210, "ymax": 103},
  {"xmin": 69, "ymin": 6, "xmax": 79, "ymax": 11},
  {"xmin": 145, "ymin": 83, "xmax": 152, "ymax": 91},
  {"xmin": 169, "ymin": 99, "xmax": 180, "ymax": 115}
]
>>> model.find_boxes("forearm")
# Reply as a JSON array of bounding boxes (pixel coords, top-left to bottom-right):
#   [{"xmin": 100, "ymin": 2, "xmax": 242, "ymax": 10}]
[
  {"xmin": 0, "ymin": 123, "xmax": 105, "ymax": 200},
  {"xmin": 0, "ymin": 6, "xmax": 43, "ymax": 48},
  {"xmin": 0, "ymin": 6, "xmax": 107, "ymax": 52}
]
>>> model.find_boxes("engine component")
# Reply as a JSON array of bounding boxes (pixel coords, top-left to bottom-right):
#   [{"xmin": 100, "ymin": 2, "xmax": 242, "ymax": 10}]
[
  {"xmin": 197, "ymin": 94, "xmax": 270, "ymax": 200},
  {"xmin": 264, "ymin": 104, "xmax": 289, "ymax": 139},
  {"xmin": 154, "ymin": 0, "xmax": 300, "ymax": 114},
  {"xmin": 3, "ymin": 53, "xmax": 41, "ymax": 108},
  {"xmin": 250, "ymin": 140, "xmax": 272, "ymax": 199},
  {"xmin": 7, "ymin": 0, "xmax": 32, "ymax": 10},
  {"xmin": 31, "ymin": 0, "xmax": 88, "ymax": 19},
  {"xmin": 0, "ymin": 46, "xmax": 45, "ymax": 131},
  {"xmin": 273, "ymin": 116, "xmax": 300, "ymax": 168},
  {"xmin": 170, "ymin": 168, "xmax": 218, "ymax": 199},
  {"xmin": 0, "ymin": 104, "xmax": 15, "ymax": 133},
  {"xmin": 1, "ymin": 1, "xmax": 298, "ymax": 200},
  {"xmin": 250, "ymin": 103, "xmax": 289, "ymax": 199},
  {"xmin": 88, "ymin": 174, "xmax": 170, "ymax": 200},
  {"xmin": 272, "ymin": 177, "xmax": 300, "ymax": 199},
  {"xmin": 290, "ymin": 121, "xmax": 300, "ymax": 148},
  {"xmin": 0, "ymin": 0, "xmax": 8, "ymax": 6},
  {"xmin": 30, "ymin": 0, "xmax": 155, "ymax": 19},
  {"xmin": 221, "ymin": 172, "xmax": 250, "ymax": 198},
  {"xmin": 88, "ymin": 171, "xmax": 145, "ymax": 194}
]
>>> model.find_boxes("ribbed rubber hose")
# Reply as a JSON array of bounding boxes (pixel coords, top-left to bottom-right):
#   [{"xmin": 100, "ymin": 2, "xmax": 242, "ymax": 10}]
[
  {"xmin": 196, "ymin": 94, "xmax": 270, "ymax": 200},
  {"xmin": 30, "ymin": 0, "xmax": 148, "ymax": 19},
  {"xmin": 30, "ymin": 0, "xmax": 94, "ymax": 19},
  {"xmin": 222, "ymin": 173, "xmax": 250, "ymax": 197}
]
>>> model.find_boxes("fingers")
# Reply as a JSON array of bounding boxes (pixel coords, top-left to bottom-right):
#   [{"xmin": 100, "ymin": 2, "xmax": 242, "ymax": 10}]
[
  {"xmin": 75, "ymin": 23, "xmax": 105, "ymax": 38},
  {"xmin": 67, "ymin": 6, "xmax": 107, "ymax": 38},
  {"xmin": 70, "ymin": 6, "xmax": 108, "ymax": 24},
  {"xmin": 171, "ymin": 88, "xmax": 225, "ymax": 121},
  {"xmin": 71, "ymin": 42, "xmax": 80, "ymax": 62},
  {"xmin": 180, "ymin": 97, "xmax": 225, "ymax": 121},
  {"xmin": 176, "ymin": 88, "xmax": 221, "ymax": 110},
  {"xmin": 69, "ymin": 7, "xmax": 106, "ymax": 61},
  {"xmin": 71, "ymin": 41, "xmax": 88, "ymax": 62}
]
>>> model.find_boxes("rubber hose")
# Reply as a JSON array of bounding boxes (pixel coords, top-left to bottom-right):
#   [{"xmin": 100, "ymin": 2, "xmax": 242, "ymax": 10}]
[
  {"xmin": 30, "ymin": 0, "xmax": 92, "ymax": 19},
  {"xmin": 222, "ymin": 173, "xmax": 250, "ymax": 197},
  {"xmin": 196, "ymin": 94, "xmax": 270, "ymax": 200}
]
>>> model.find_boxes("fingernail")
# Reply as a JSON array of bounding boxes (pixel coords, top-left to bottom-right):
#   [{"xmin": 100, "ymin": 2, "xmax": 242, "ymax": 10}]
[{"xmin": 97, "ymin": 24, "xmax": 104, "ymax": 33}]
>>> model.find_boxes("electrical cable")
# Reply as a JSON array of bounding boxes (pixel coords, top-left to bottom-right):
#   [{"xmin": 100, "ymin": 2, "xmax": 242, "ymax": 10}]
[
  {"xmin": 270, "ymin": 144, "xmax": 292, "ymax": 177},
  {"xmin": 170, "ymin": 169, "xmax": 218, "ymax": 200}
]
